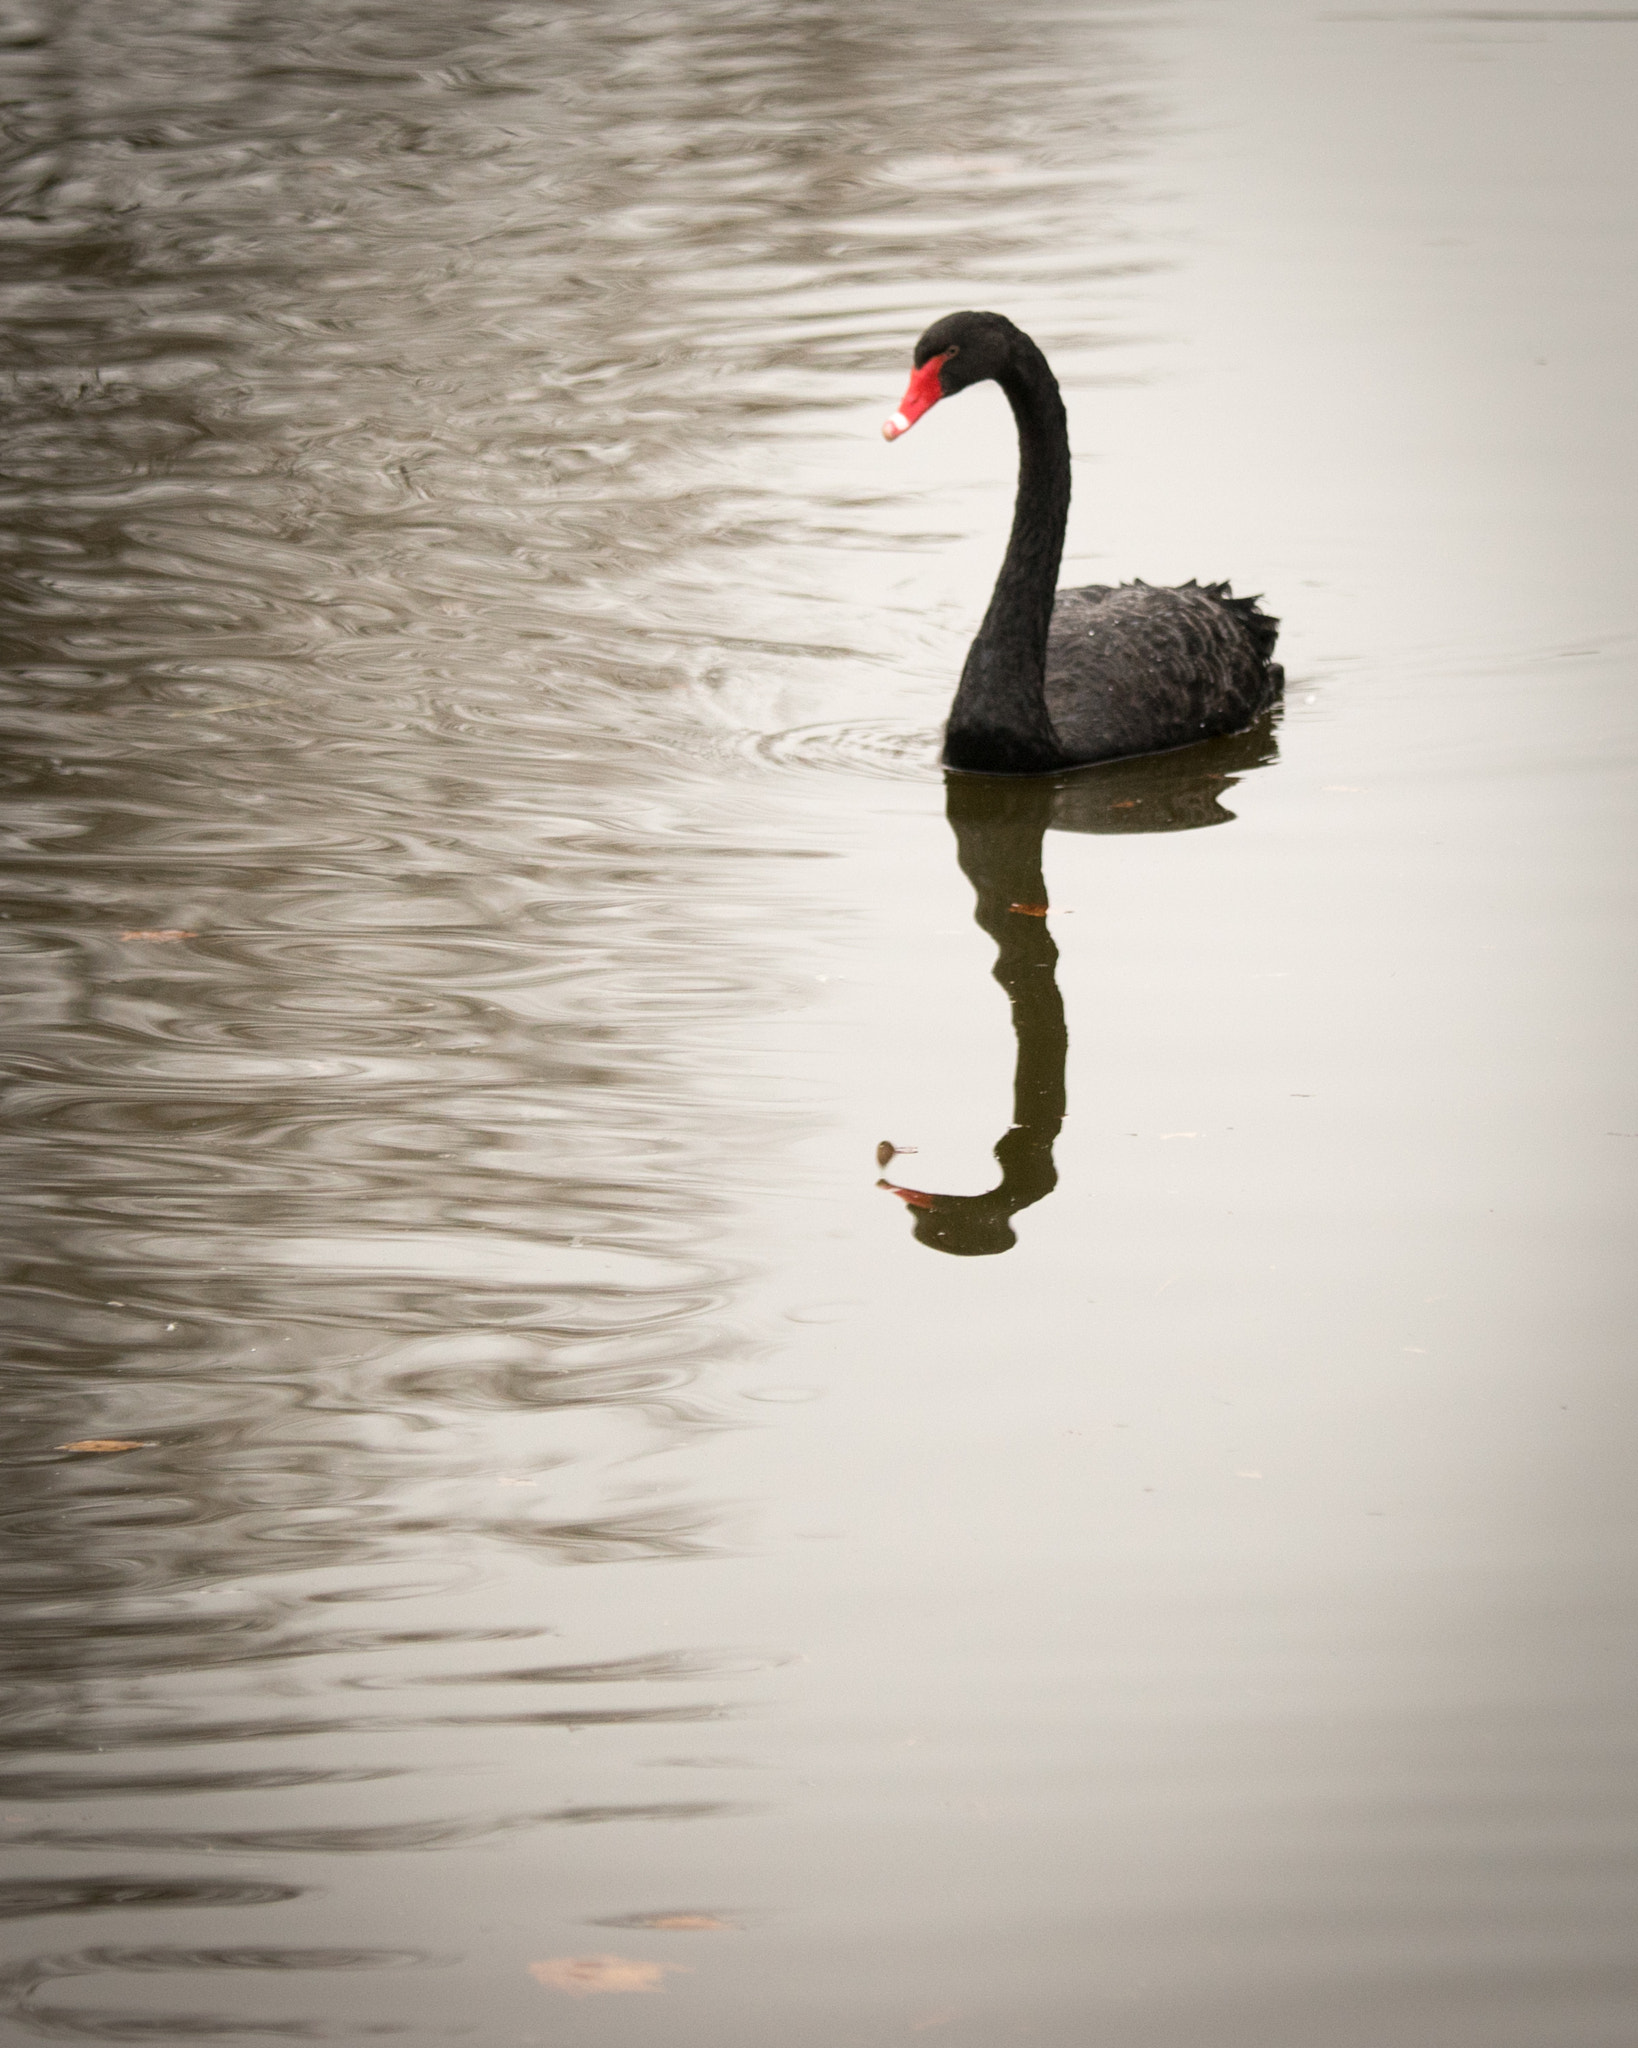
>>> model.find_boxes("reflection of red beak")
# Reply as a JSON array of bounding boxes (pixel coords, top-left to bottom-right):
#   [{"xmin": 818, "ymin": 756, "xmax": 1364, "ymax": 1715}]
[
  {"xmin": 882, "ymin": 351, "xmax": 952, "ymax": 441},
  {"xmin": 877, "ymin": 1178, "xmax": 936, "ymax": 1210}
]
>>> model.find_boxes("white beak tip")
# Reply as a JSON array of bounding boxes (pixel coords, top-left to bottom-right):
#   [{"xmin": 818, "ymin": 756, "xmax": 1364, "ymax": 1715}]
[{"xmin": 882, "ymin": 411, "xmax": 909, "ymax": 441}]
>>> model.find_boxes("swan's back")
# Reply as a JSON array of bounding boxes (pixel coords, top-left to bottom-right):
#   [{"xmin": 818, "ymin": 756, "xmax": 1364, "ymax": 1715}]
[{"xmin": 1045, "ymin": 579, "xmax": 1281, "ymax": 767}]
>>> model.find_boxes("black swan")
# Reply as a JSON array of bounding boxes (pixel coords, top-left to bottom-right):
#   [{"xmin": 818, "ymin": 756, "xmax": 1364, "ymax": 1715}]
[{"xmin": 883, "ymin": 310, "xmax": 1282, "ymax": 776}]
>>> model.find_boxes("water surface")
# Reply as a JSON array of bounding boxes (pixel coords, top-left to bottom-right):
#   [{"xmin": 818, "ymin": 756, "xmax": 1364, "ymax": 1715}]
[{"xmin": 2, "ymin": 0, "xmax": 1636, "ymax": 2041}]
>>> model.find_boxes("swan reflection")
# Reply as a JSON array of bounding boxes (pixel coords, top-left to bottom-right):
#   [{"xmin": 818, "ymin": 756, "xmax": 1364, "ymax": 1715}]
[{"xmin": 881, "ymin": 716, "xmax": 1278, "ymax": 1256}]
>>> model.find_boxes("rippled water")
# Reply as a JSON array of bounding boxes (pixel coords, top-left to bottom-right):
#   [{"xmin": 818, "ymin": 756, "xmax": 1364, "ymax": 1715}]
[{"xmin": 2, "ymin": 0, "xmax": 1636, "ymax": 2040}]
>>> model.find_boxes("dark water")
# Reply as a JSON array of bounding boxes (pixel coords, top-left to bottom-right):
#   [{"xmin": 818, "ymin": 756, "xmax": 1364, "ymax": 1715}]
[{"xmin": 2, "ymin": 0, "xmax": 1636, "ymax": 2040}]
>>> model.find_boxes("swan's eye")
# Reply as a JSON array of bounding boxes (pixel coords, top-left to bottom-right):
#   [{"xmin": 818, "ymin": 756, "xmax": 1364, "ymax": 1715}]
[{"xmin": 943, "ymin": 345, "xmax": 959, "ymax": 359}]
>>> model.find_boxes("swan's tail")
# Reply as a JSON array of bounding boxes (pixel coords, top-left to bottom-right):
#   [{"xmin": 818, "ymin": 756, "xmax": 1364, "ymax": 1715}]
[{"xmin": 1189, "ymin": 578, "xmax": 1281, "ymax": 668}]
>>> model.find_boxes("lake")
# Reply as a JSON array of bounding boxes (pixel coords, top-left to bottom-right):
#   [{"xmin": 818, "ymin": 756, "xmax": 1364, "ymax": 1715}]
[{"xmin": 1, "ymin": 0, "xmax": 1635, "ymax": 2040}]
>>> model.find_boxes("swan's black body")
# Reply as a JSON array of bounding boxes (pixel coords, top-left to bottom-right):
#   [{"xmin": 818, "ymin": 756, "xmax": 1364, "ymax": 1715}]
[{"xmin": 891, "ymin": 311, "xmax": 1282, "ymax": 776}]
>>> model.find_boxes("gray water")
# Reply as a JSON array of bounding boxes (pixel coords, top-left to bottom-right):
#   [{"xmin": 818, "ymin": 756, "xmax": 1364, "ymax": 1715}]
[{"xmin": 2, "ymin": 0, "xmax": 1636, "ymax": 2040}]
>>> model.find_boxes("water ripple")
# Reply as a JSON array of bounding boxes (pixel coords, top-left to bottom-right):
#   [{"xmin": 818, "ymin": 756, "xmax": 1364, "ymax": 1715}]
[
  {"xmin": 0, "ymin": 0, "xmax": 1173, "ymax": 2033},
  {"xmin": 738, "ymin": 717, "xmax": 944, "ymax": 780}
]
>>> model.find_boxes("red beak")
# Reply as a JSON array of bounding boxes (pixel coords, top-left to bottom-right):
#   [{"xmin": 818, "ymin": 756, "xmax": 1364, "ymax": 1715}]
[{"xmin": 882, "ymin": 351, "xmax": 952, "ymax": 441}]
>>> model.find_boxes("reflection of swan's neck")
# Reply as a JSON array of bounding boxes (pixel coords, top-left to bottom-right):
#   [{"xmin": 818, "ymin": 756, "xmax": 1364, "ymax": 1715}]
[
  {"xmin": 894, "ymin": 778, "xmax": 1065, "ymax": 1256},
  {"xmin": 957, "ymin": 786, "xmax": 1066, "ymax": 1182}
]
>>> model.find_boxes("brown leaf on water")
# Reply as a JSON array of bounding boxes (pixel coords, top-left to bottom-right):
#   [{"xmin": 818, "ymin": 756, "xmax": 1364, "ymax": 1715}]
[
  {"xmin": 1008, "ymin": 902, "xmax": 1049, "ymax": 917},
  {"xmin": 594, "ymin": 1906, "xmax": 740, "ymax": 1933},
  {"xmin": 528, "ymin": 1955, "xmax": 687, "ymax": 1997},
  {"xmin": 119, "ymin": 929, "xmax": 196, "ymax": 942},
  {"xmin": 57, "ymin": 1439, "xmax": 154, "ymax": 1454},
  {"xmin": 876, "ymin": 1141, "xmax": 918, "ymax": 1167}
]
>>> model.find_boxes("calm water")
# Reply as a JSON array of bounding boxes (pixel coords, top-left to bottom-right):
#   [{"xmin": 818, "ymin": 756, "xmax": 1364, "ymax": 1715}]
[{"xmin": 2, "ymin": 0, "xmax": 1636, "ymax": 2040}]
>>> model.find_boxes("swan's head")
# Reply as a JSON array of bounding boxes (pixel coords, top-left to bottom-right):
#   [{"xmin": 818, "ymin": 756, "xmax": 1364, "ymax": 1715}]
[{"xmin": 882, "ymin": 310, "xmax": 1025, "ymax": 441}]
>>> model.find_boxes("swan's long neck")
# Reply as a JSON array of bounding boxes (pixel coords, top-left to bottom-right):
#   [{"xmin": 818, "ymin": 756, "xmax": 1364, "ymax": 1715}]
[{"xmin": 944, "ymin": 337, "xmax": 1071, "ymax": 775}]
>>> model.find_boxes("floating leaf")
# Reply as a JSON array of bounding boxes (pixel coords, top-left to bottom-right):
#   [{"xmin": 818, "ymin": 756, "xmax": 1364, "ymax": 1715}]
[
  {"xmin": 119, "ymin": 929, "xmax": 197, "ymax": 942},
  {"xmin": 57, "ymin": 1439, "xmax": 154, "ymax": 1454},
  {"xmin": 1008, "ymin": 902, "xmax": 1049, "ymax": 917},
  {"xmin": 529, "ymin": 1955, "xmax": 684, "ymax": 1996},
  {"xmin": 876, "ymin": 1141, "xmax": 917, "ymax": 1167}
]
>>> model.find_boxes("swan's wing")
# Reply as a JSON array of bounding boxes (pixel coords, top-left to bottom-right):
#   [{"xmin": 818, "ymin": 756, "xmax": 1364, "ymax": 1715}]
[{"xmin": 1045, "ymin": 582, "xmax": 1280, "ymax": 765}]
